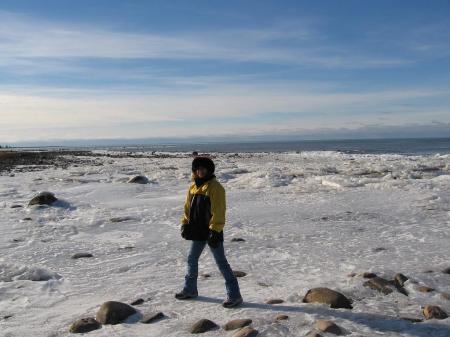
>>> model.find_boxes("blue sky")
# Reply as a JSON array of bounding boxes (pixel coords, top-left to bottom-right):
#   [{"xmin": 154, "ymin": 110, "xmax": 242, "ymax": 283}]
[{"xmin": 1, "ymin": 0, "xmax": 450, "ymax": 143}]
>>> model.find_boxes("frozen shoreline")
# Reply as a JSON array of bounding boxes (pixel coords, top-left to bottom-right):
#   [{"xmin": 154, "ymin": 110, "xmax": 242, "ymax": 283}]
[{"xmin": 0, "ymin": 151, "xmax": 449, "ymax": 336}]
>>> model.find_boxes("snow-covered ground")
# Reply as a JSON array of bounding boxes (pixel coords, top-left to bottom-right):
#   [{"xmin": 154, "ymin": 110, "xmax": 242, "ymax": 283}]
[{"xmin": 0, "ymin": 151, "xmax": 449, "ymax": 337}]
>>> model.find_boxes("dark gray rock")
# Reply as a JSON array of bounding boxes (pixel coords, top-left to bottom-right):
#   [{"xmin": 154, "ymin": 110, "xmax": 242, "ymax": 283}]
[
  {"xmin": 442, "ymin": 267, "xmax": 450, "ymax": 274},
  {"xmin": 69, "ymin": 317, "xmax": 101, "ymax": 333},
  {"xmin": 190, "ymin": 319, "xmax": 218, "ymax": 333},
  {"xmin": 232, "ymin": 326, "xmax": 258, "ymax": 337},
  {"xmin": 10, "ymin": 204, "xmax": 23, "ymax": 208},
  {"xmin": 275, "ymin": 314, "xmax": 289, "ymax": 321},
  {"xmin": 28, "ymin": 192, "xmax": 57, "ymax": 206},
  {"xmin": 364, "ymin": 277, "xmax": 408, "ymax": 295},
  {"xmin": 303, "ymin": 288, "xmax": 352, "ymax": 309},
  {"xmin": 315, "ymin": 320, "xmax": 343, "ymax": 335},
  {"xmin": 223, "ymin": 318, "xmax": 252, "ymax": 331},
  {"xmin": 400, "ymin": 316, "xmax": 423, "ymax": 323},
  {"xmin": 71, "ymin": 253, "xmax": 93, "ymax": 259},
  {"xmin": 423, "ymin": 305, "xmax": 448, "ymax": 320},
  {"xmin": 110, "ymin": 216, "xmax": 134, "ymax": 223},
  {"xmin": 131, "ymin": 298, "xmax": 145, "ymax": 305},
  {"xmin": 128, "ymin": 175, "xmax": 150, "ymax": 184},
  {"xmin": 265, "ymin": 298, "xmax": 284, "ymax": 304},
  {"xmin": 140, "ymin": 312, "xmax": 165, "ymax": 324},
  {"xmin": 393, "ymin": 273, "xmax": 409, "ymax": 287},
  {"xmin": 95, "ymin": 301, "xmax": 137, "ymax": 325},
  {"xmin": 231, "ymin": 238, "xmax": 246, "ymax": 242},
  {"xmin": 233, "ymin": 270, "xmax": 247, "ymax": 278}
]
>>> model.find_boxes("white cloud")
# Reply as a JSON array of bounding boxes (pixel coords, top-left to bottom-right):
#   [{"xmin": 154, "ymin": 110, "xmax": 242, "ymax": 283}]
[
  {"xmin": 0, "ymin": 85, "xmax": 448, "ymax": 142},
  {"xmin": 0, "ymin": 10, "xmax": 410, "ymax": 68}
]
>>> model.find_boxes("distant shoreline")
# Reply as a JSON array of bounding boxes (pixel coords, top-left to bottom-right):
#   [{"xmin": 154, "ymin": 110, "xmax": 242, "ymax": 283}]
[{"xmin": 4, "ymin": 137, "xmax": 450, "ymax": 155}]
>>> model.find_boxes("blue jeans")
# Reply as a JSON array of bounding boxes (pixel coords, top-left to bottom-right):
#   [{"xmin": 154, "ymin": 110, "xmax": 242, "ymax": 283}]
[{"xmin": 183, "ymin": 240, "xmax": 242, "ymax": 300}]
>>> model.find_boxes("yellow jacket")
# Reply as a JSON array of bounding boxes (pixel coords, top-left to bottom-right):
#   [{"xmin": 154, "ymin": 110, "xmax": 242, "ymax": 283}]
[{"xmin": 181, "ymin": 177, "xmax": 226, "ymax": 240}]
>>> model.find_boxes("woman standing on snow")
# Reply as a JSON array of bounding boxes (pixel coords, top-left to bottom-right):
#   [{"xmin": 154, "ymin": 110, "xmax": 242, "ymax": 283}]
[{"xmin": 175, "ymin": 156, "xmax": 243, "ymax": 308}]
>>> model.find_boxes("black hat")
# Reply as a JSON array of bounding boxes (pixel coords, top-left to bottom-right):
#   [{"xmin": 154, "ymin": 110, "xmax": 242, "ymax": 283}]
[{"xmin": 192, "ymin": 156, "xmax": 215, "ymax": 173}]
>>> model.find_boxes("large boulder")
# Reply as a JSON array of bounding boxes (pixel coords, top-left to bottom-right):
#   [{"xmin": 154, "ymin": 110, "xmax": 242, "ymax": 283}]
[
  {"xmin": 190, "ymin": 319, "xmax": 218, "ymax": 333},
  {"xmin": 95, "ymin": 301, "xmax": 137, "ymax": 325},
  {"xmin": 69, "ymin": 317, "xmax": 101, "ymax": 333},
  {"xmin": 302, "ymin": 288, "xmax": 352, "ymax": 309},
  {"xmin": 28, "ymin": 192, "xmax": 57, "ymax": 206},
  {"xmin": 224, "ymin": 318, "xmax": 252, "ymax": 331}
]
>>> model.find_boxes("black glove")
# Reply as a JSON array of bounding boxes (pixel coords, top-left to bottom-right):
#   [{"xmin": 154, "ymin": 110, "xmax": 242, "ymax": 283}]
[
  {"xmin": 181, "ymin": 225, "xmax": 187, "ymax": 239},
  {"xmin": 207, "ymin": 230, "xmax": 222, "ymax": 248}
]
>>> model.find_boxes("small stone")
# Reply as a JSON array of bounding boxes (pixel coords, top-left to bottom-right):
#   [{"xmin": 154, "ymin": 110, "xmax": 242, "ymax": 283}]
[
  {"xmin": 257, "ymin": 282, "xmax": 270, "ymax": 287},
  {"xmin": 69, "ymin": 317, "xmax": 101, "ymax": 333},
  {"xmin": 315, "ymin": 320, "xmax": 342, "ymax": 335},
  {"xmin": 441, "ymin": 292, "xmax": 450, "ymax": 301},
  {"xmin": 306, "ymin": 332, "xmax": 323, "ymax": 337},
  {"xmin": 10, "ymin": 204, "xmax": 23, "ymax": 208},
  {"xmin": 200, "ymin": 273, "xmax": 211, "ymax": 278},
  {"xmin": 393, "ymin": 273, "xmax": 409, "ymax": 287},
  {"xmin": 128, "ymin": 175, "xmax": 150, "ymax": 184},
  {"xmin": 362, "ymin": 272, "xmax": 377, "ymax": 279},
  {"xmin": 442, "ymin": 267, "xmax": 450, "ymax": 274},
  {"xmin": 140, "ymin": 312, "xmax": 164, "ymax": 324},
  {"xmin": 190, "ymin": 319, "xmax": 218, "ymax": 333},
  {"xmin": 233, "ymin": 326, "xmax": 258, "ymax": 337},
  {"xmin": 417, "ymin": 286, "xmax": 434, "ymax": 293},
  {"xmin": 28, "ymin": 191, "xmax": 57, "ymax": 206},
  {"xmin": 372, "ymin": 247, "xmax": 386, "ymax": 252},
  {"xmin": 110, "ymin": 216, "xmax": 134, "ymax": 223},
  {"xmin": 265, "ymin": 298, "xmax": 284, "ymax": 304},
  {"xmin": 275, "ymin": 314, "xmax": 289, "ymax": 321},
  {"xmin": 23, "ymin": 217, "xmax": 32, "ymax": 221},
  {"xmin": 223, "ymin": 318, "xmax": 252, "ymax": 331},
  {"xmin": 231, "ymin": 238, "xmax": 246, "ymax": 242},
  {"xmin": 423, "ymin": 270, "xmax": 434, "ymax": 273},
  {"xmin": 303, "ymin": 288, "xmax": 352, "ymax": 309},
  {"xmin": 131, "ymin": 298, "xmax": 145, "ymax": 305},
  {"xmin": 423, "ymin": 305, "xmax": 448, "ymax": 320},
  {"xmin": 71, "ymin": 252, "xmax": 93, "ymax": 259},
  {"xmin": 96, "ymin": 301, "xmax": 137, "ymax": 325},
  {"xmin": 347, "ymin": 272, "xmax": 357, "ymax": 277},
  {"xmin": 233, "ymin": 270, "xmax": 247, "ymax": 278},
  {"xmin": 400, "ymin": 316, "xmax": 423, "ymax": 323},
  {"xmin": 3, "ymin": 315, "xmax": 13, "ymax": 320},
  {"xmin": 118, "ymin": 245, "xmax": 135, "ymax": 250}
]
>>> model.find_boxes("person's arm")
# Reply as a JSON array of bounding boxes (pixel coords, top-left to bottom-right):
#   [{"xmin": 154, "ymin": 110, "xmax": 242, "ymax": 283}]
[
  {"xmin": 181, "ymin": 188, "xmax": 191, "ymax": 225},
  {"xmin": 209, "ymin": 183, "xmax": 226, "ymax": 232}
]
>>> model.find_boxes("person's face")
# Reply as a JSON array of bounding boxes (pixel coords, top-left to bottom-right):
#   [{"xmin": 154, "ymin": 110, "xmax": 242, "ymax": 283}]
[{"xmin": 195, "ymin": 167, "xmax": 208, "ymax": 178}]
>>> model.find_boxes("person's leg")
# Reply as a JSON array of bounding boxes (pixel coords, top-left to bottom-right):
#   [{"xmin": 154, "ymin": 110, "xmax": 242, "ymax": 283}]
[
  {"xmin": 209, "ymin": 242, "xmax": 242, "ymax": 300},
  {"xmin": 182, "ymin": 240, "xmax": 207, "ymax": 296}
]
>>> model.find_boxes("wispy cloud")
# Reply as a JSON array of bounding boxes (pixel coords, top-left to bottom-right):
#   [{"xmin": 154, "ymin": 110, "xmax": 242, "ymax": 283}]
[
  {"xmin": 0, "ymin": 10, "xmax": 411, "ymax": 70},
  {"xmin": 1, "ymin": 84, "xmax": 448, "ymax": 141}
]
